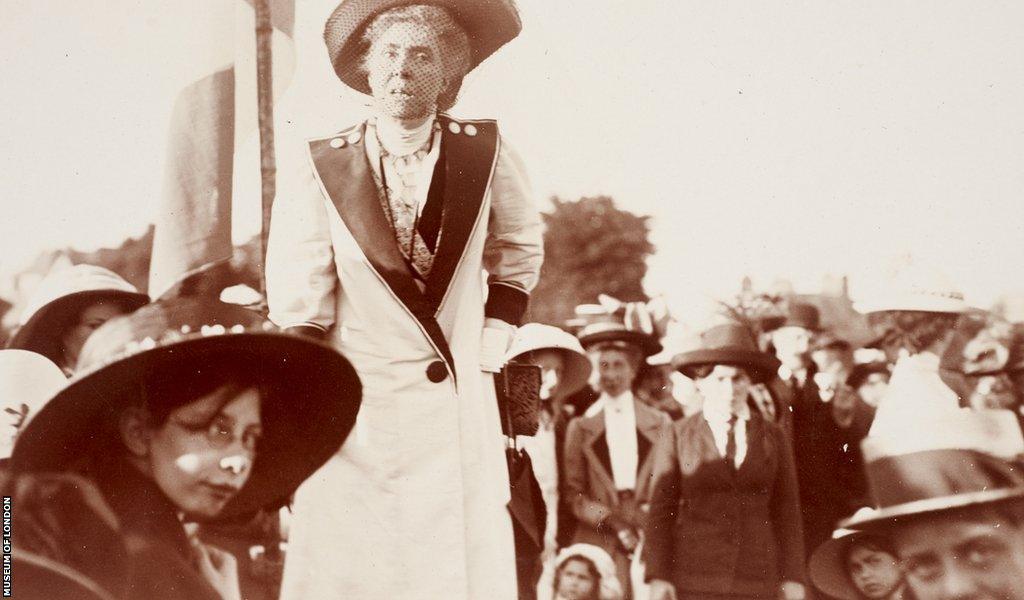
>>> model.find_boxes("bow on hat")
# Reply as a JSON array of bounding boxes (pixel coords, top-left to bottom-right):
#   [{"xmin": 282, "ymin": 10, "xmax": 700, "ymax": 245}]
[{"xmin": 576, "ymin": 295, "xmax": 672, "ymax": 340}]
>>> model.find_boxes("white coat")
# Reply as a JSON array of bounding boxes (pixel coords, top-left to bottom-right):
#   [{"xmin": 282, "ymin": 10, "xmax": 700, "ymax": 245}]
[{"xmin": 267, "ymin": 114, "xmax": 543, "ymax": 600}]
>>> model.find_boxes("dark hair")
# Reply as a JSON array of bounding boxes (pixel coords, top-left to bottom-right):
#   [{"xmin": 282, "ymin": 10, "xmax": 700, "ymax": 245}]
[
  {"xmin": 554, "ymin": 555, "xmax": 601, "ymax": 600},
  {"xmin": 841, "ymin": 535, "xmax": 899, "ymax": 587},
  {"xmin": 592, "ymin": 342, "xmax": 643, "ymax": 372},
  {"xmin": 138, "ymin": 353, "xmax": 267, "ymax": 427},
  {"xmin": 687, "ymin": 363, "xmax": 752, "ymax": 381},
  {"xmin": 870, "ymin": 310, "xmax": 960, "ymax": 355}
]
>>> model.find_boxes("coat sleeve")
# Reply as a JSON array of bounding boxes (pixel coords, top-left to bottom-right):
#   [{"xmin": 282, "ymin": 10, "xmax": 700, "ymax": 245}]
[
  {"xmin": 563, "ymin": 419, "xmax": 615, "ymax": 530},
  {"xmin": 770, "ymin": 423, "xmax": 807, "ymax": 584},
  {"xmin": 481, "ymin": 135, "xmax": 544, "ymax": 326},
  {"xmin": 643, "ymin": 421, "xmax": 680, "ymax": 583},
  {"xmin": 265, "ymin": 139, "xmax": 338, "ymax": 335}
]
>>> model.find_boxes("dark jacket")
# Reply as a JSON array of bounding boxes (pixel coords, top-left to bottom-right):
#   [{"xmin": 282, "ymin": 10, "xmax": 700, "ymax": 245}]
[
  {"xmin": 4, "ymin": 462, "xmax": 224, "ymax": 600},
  {"xmin": 644, "ymin": 412, "xmax": 806, "ymax": 596},
  {"xmin": 786, "ymin": 373, "xmax": 856, "ymax": 556},
  {"xmin": 94, "ymin": 460, "xmax": 224, "ymax": 600}
]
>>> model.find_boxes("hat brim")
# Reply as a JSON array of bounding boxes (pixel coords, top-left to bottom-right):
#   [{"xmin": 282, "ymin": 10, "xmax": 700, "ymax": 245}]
[
  {"xmin": 324, "ymin": 0, "xmax": 522, "ymax": 94},
  {"xmin": 808, "ymin": 534, "xmax": 869, "ymax": 600},
  {"xmin": 555, "ymin": 350, "xmax": 593, "ymax": 398},
  {"xmin": 672, "ymin": 348, "xmax": 779, "ymax": 384},
  {"xmin": 578, "ymin": 329, "xmax": 662, "ymax": 358},
  {"xmin": 11, "ymin": 331, "xmax": 361, "ymax": 521},
  {"xmin": 7, "ymin": 289, "xmax": 150, "ymax": 361},
  {"xmin": 855, "ymin": 297, "xmax": 968, "ymax": 315},
  {"xmin": 840, "ymin": 487, "xmax": 1024, "ymax": 531}
]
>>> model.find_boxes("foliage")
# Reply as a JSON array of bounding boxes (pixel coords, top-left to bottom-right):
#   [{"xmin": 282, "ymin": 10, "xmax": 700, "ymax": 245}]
[{"xmin": 529, "ymin": 196, "xmax": 654, "ymax": 327}]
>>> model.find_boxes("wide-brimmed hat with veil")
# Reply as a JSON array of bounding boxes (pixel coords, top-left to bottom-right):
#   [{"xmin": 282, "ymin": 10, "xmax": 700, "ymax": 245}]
[{"xmin": 323, "ymin": 0, "xmax": 522, "ymax": 94}]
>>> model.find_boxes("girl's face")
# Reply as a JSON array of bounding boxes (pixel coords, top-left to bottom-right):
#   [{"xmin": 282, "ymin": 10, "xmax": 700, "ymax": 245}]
[
  {"xmin": 131, "ymin": 385, "xmax": 262, "ymax": 519},
  {"xmin": 555, "ymin": 558, "xmax": 597, "ymax": 600},
  {"xmin": 847, "ymin": 544, "xmax": 904, "ymax": 600},
  {"xmin": 532, "ymin": 349, "xmax": 565, "ymax": 400},
  {"xmin": 61, "ymin": 303, "xmax": 127, "ymax": 370}
]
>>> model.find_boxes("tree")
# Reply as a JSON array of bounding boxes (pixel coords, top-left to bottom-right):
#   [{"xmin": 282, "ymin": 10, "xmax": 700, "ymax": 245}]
[{"xmin": 529, "ymin": 196, "xmax": 654, "ymax": 327}]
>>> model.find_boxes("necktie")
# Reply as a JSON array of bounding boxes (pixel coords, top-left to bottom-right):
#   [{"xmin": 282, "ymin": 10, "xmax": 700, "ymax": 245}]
[{"xmin": 725, "ymin": 415, "xmax": 738, "ymax": 470}]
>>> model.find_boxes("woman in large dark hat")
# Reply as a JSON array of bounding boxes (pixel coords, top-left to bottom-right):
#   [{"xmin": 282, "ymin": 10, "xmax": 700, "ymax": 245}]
[
  {"xmin": 6, "ymin": 297, "xmax": 361, "ymax": 599},
  {"xmin": 644, "ymin": 323, "xmax": 806, "ymax": 600},
  {"xmin": 8, "ymin": 264, "xmax": 149, "ymax": 376},
  {"xmin": 265, "ymin": 0, "xmax": 542, "ymax": 597}
]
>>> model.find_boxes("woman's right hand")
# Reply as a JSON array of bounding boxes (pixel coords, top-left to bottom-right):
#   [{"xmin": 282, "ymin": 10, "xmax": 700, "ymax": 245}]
[{"xmin": 648, "ymin": 579, "xmax": 678, "ymax": 600}]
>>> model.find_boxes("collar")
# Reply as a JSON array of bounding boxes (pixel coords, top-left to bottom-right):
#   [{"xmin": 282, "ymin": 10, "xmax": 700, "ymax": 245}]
[
  {"xmin": 704, "ymin": 404, "xmax": 751, "ymax": 424},
  {"xmin": 372, "ymin": 114, "xmax": 437, "ymax": 157},
  {"xmin": 601, "ymin": 390, "xmax": 633, "ymax": 410},
  {"xmin": 897, "ymin": 350, "xmax": 941, "ymax": 370}
]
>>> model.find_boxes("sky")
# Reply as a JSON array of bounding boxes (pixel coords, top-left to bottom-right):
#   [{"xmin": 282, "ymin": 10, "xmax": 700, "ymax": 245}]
[{"xmin": 2, "ymin": 0, "xmax": 1024, "ymax": 318}]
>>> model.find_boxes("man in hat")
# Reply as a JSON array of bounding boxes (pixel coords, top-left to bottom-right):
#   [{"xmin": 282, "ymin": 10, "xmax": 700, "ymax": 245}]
[
  {"xmin": 770, "ymin": 303, "xmax": 855, "ymax": 557},
  {"xmin": 266, "ymin": 1, "xmax": 542, "ymax": 598},
  {"xmin": 563, "ymin": 321, "xmax": 670, "ymax": 598},
  {"xmin": 843, "ymin": 409, "xmax": 1024, "ymax": 600}
]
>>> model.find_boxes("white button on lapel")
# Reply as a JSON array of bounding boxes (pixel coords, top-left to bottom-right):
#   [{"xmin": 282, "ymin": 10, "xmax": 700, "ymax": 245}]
[
  {"xmin": 448, "ymin": 121, "xmax": 461, "ymax": 134},
  {"xmin": 346, "ymin": 130, "xmax": 362, "ymax": 145},
  {"xmin": 464, "ymin": 124, "xmax": 477, "ymax": 137},
  {"xmin": 329, "ymin": 137, "xmax": 346, "ymax": 149}
]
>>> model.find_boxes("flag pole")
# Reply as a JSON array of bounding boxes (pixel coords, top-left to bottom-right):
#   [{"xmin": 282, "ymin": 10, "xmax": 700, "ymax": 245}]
[{"xmin": 254, "ymin": 0, "xmax": 276, "ymax": 313}]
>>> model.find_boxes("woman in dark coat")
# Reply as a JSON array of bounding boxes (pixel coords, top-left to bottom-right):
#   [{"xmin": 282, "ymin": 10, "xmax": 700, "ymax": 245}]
[
  {"xmin": 6, "ymin": 297, "xmax": 361, "ymax": 599},
  {"xmin": 644, "ymin": 324, "xmax": 806, "ymax": 600}
]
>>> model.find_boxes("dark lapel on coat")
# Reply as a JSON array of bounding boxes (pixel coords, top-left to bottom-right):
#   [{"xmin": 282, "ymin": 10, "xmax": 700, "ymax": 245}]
[
  {"xmin": 735, "ymin": 412, "xmax": 768, "ymax": 481},
  {"xmin": 424, "ymin": 115, "xmax": 498, "ymax": 312},
  {"xmin": 307, "ymin": 123, "xmax": 457, "ymax": 376},
  {"xmin": 580, "ymin": 412, "xmax": 616, "ymax": 496},
  {"xmin": 678, "ymin": 414, "xmax": 731, "ymax": 480}
]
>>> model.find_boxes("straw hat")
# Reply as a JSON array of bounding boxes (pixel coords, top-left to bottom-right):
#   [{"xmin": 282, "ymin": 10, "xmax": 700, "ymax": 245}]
[
  {"xmin": 10, "ymin": 297, "xmax": 362, "ymax": 521},
  {"xmin": 842, "ymin": 408, "xmax": 1024, "ymax": 530},
  {"xmin": 672, "ymin": 323, "xmax": 780, "ymax": 384},
  {"xmin": 855, "ymin": 263, "xmax": 968, "ymax": 314},
  {"xmin": 323, "ymin": 0, "xmax": 522, "ymax": 94},
  {"xmin": 507, "ymin": 323, "xmax": 592, "ymax": 398},
  {"xmin": 0, "ymin": 350, "xmax": 67, "ymax": 459},
  {"xmin": 7, "ymin": 265, "xmax": 149, "ymax": 364}
]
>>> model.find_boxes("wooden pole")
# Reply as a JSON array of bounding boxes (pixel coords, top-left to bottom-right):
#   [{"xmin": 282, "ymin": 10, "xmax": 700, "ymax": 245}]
[{"xmin": 254, "ymin": 0, "xmax": 275, "ymax": 312}]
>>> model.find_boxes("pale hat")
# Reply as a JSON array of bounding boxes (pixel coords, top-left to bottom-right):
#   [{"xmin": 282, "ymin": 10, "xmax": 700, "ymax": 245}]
[
  {"xmin": 7, "ymin": 265, "xmax": 149, "ymax": 365},
  {"xmin": 507, "ymin": 323, "xmax": 592, "ymax": 398},
  {"xmin": 0, "ymin": 350, "xmax": 67, "ymax": 459},
  {"xmin": 855, "ymin": 263, "xmax": 967, "ymax": 314},
  {"xmin": 553, "ymin": 543, "xmax": 623, "ymax": 600},
  {"xmin": 843, "ymin": 408, "xmax": 1024, "ymax": 530}
]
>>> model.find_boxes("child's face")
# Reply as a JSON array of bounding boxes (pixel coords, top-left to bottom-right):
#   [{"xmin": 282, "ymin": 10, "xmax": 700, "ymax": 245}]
[{"xmin": 556, "ymin": 558, "xmax": 597, "ymax": 600}]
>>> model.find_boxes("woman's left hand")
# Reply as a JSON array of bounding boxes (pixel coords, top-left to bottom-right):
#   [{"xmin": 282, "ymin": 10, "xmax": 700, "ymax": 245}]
[
  {"xmin": 194, "ymin": 542, "xmax": 243, "ymax": 600},
  {"xmin": 779, "ymin": 581, "xmax": 806, "ymax": 600}
]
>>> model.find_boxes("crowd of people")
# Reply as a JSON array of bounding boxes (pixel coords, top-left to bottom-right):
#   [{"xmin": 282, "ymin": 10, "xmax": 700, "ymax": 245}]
[{"xmin": 3, "ymin": 0, "xmax": 1024, "ymax": 599}]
